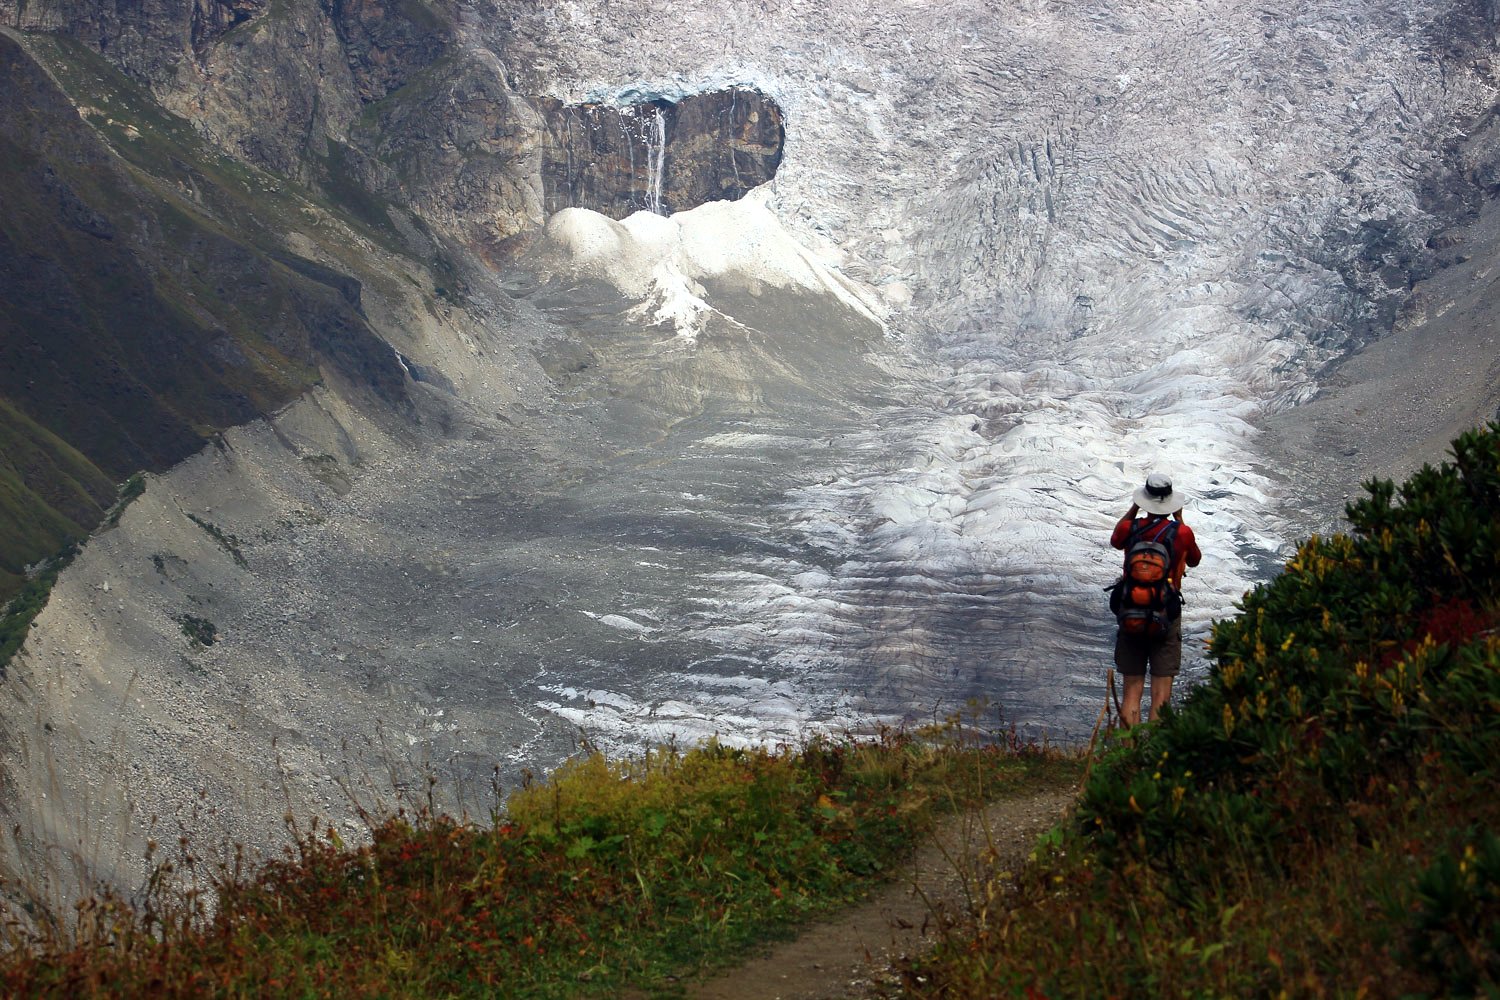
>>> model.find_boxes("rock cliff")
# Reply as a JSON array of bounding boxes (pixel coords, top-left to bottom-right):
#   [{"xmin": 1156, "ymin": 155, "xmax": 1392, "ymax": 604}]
[{"xmin": 536, "ymin": 88, "xmax": 785, "ymax": 219}]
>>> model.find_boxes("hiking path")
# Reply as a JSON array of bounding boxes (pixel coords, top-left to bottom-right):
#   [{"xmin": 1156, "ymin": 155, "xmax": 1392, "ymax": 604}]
[{"xmin": 687, "ymin": 787, "xmax": 1078, "ymax": 1000}]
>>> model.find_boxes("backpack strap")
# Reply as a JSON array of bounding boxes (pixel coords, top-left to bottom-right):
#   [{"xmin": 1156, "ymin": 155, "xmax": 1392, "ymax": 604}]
[{"xmin": 1126, "ymin": 516, "xmax": 1178, "ymax": 550}]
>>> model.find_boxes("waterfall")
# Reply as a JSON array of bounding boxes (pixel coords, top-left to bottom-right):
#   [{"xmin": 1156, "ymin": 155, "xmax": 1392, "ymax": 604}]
[{"xmin": 645, "ymin": 106, "xmax": 667, "ymax": 215}]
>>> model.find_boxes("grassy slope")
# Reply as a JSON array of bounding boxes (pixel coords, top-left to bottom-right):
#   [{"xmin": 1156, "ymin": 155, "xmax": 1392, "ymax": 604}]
[
  {"xmin": 0, "ymin": 35, "xmax": 305, "ymax": 462},
  {"xmin": 0, "ymin": 729, "xmax": 1079, "ymax": 997},
  {"xmin": 0, "ymin": 399, "xmax": 113, "ymax": 589},
  {"xmin": 0, "ymin": 474, "xmax": 141, "ymax": 670}
]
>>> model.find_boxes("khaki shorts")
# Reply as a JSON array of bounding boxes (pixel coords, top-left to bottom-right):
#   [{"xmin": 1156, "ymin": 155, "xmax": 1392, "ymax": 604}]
[{"xmin": 1114, "ymin": 618, "xmax": 1182, "ymax": 678}]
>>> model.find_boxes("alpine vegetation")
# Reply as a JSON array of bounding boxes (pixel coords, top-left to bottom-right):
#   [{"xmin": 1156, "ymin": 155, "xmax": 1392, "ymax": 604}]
[{"xmin": 0, "ymin": 727, "xmax": 1074, "ymax": 996}]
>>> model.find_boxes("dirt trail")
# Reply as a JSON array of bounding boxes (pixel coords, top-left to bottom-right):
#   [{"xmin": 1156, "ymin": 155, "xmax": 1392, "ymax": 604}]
[{"xmin": 687, "ymin": 787, "xmax": 1078, "ymax": 1000}]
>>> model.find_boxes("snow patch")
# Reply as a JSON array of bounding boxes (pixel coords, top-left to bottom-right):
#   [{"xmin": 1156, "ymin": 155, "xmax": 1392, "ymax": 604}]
[{"xmin": 542, "ymin": 191, "xmax": 886, "ymax": 339}]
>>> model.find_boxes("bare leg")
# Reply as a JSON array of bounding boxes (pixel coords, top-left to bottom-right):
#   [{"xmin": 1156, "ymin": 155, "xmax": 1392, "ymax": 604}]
[
  {"xmin": 1121, "ymin": 674, "xmax": 1145, "ymax": 726},
  {"xmin": 1149, "ymin": 674, "xmax": 1175, "ymax": 720}
]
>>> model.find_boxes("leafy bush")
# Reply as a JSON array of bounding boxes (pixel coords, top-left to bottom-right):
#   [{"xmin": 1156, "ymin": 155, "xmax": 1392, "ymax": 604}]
[
  {"xmin": 1079, "ymin": 423, "xmax": 1500, "ymax": 875},
  {"xmin": 177, "ymin": 615, "xmax": 217, "ymax": 647},
  {"xmin": 186, "ymin": 513, "xmax": 247, "ymax": 568},
  {"xmin": 102, "ymin": 473, "xmax": 145, "ymax": 527},
  {"xmin": 1404, "ymin": 826, "xmax": 1500, "ymax": 990}
]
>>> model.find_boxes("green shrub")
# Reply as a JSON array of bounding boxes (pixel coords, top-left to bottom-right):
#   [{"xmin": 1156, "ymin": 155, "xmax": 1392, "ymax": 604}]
[
  {"xmin": 102, "ymin": 473, "xmax": 146, "ymax": 527},
  {"xmin": 0, "ymin": 541, "xmax": 80, "ymax": 672},
  {"xmin": 186, "ymin": 513, "xmax": 248, "ymax": 568},
  {"xmin": 1403, "ymin": 827, "xmax": 1500, "ymax": 990},
  {"xmin": 1080, "ymin": 423, "xmax": 1500, "ymax": 881},
  {"xmin": 177, "ymin": 615, "xmax": 217, "ymax": 647}
]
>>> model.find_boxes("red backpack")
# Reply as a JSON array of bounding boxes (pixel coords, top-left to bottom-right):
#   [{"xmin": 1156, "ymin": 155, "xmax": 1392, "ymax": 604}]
[{"xmin": 1110, "ymin": 518, "xmax": 1180, "ymax": 637}]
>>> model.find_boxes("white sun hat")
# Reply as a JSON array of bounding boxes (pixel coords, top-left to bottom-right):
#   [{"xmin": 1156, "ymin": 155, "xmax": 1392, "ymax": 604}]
[{"xmin": 1132, "ymin": 472, "xmax": 1189, "ymax": 516}]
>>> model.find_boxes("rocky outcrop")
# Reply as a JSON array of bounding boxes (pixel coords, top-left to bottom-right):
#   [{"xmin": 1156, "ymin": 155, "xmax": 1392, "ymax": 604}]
[
  {"xmin": 2, "ymin": 0, "xmax": 780, "ymax": 247},
  {"xmin": 536, "ymin": 88, "xmax": 784, "ymax": 219},
  {"xmin": 325, "ymin": 0, "xmax": 447, "ymax": 103},
  {"xmin": 345, "ymin": 48, "xmax": 546, "ymax": 262},
  {"xmin": 2, "ymin": 0, "xmax": 198, "ymax": 85},
  {"xmin": 343, "ymin": 79, "xmax": 786, "ymax": 260},
  {"xmin": 190, "ymin": 0, "xmax": 267, "ymax": 57},
  {"xmin": 182, "ymin": 0, "xmax": 455, "ymax": 183},
  {"xmin": 1, "ymin": 0, "xmax": 453, "ymax": 182}
]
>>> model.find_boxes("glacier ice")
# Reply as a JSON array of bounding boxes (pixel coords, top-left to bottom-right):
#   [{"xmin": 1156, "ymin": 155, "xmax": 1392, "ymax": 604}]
[{"xmin": 496, "ymin": 0, "xmax": 1498, "ymax": 741}]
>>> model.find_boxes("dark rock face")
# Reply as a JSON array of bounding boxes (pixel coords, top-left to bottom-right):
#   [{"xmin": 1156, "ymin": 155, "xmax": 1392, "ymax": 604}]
[
  {"xmin": 191, "ymin": 0, "xmax": 267, "ymax": 57},
  {"xmin": 2, "ymin": 0, "xmax": 195, "ymax": 86},
  {"xmin": 537, "ymin": 87, "xmax": 785, "ymax": 218},
  {"xmin": 2, "ymin": 0, "xmax": 453, "ymax": 182},
  {"xmin": 323, "ymin": 0, "xmax": 448, "ymax": 103},
  {"xmin": 346, "ymin": 49, "xmax": 542, "ymax": 262},
  {"xmin": 185, "ymin": 0, "xmax": 453, "ymax": 182}
]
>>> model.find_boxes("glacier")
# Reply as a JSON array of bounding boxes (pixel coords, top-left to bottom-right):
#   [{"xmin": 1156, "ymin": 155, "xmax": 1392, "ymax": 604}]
[{"xmin": 488, "ymin": 0, "xmax": 1497, "ymax": 743}]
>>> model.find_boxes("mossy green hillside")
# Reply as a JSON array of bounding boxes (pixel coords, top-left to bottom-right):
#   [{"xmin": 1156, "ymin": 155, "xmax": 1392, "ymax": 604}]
[
  {"xmin": 25, "ymin": 33, "xmax": 419, "ymax": 260},
  {"xmin": 0, "ymin": 541, "xmax": 78, "ymax": 670},
  {"xmin": 0, "ymin": 400, "xmax": 115, "ymax": 587},
  {"xmin": 17, "ymin": 33, "xmax": 407, "ymax": 398},
  {"xmin": 1, "ymin": 473, "xmax": 144, "ymax": 672}
]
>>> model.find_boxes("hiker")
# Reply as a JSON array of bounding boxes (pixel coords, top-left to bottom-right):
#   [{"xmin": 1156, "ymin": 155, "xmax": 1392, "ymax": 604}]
[{"xmin": 1109, "ymin": 473, "xmax": 1201, "ymax": 726}]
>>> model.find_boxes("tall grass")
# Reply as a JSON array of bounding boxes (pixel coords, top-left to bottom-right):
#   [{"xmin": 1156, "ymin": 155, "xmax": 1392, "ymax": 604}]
[
  {"xmin": 904, "ymin": 423, "xmax": 1500, "ymax": 997},
  {"xmin": 0, "ymin": 725, "xmax": 1077, "ymax": 997}
]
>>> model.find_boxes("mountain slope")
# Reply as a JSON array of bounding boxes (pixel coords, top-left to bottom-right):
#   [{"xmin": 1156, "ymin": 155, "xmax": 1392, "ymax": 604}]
[{"xmin": 0, "ymin": 29, "xmax": 416, "ymax": 600}]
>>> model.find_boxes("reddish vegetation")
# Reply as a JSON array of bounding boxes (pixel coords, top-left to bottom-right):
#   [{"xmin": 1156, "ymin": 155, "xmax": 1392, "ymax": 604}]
[{"xmin": 0, "ymin": 731, "xmax": 1072, "ymax": 997}]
